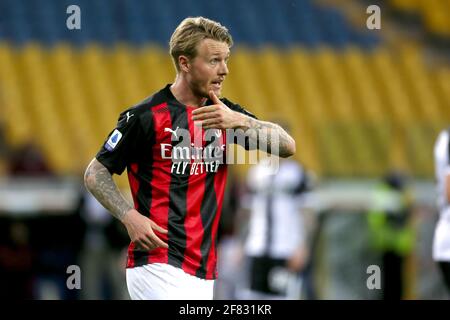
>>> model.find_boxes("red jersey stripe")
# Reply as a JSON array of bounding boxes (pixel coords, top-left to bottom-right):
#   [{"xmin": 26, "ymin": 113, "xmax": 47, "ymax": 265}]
[
  {"xmin": 127, "ymin": 242, "xmax": 136, "ymax": 268},
  {"xmin": 148, "ymin": 103, "xmax": 172, "ymax": 264}
]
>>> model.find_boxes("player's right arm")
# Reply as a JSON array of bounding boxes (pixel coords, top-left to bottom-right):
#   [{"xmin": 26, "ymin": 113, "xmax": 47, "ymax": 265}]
[
  {"xmin": 84, "ymin": 157, "xmax": 168, "ymax": 250},
  {"xmin": 87, "ymin": 107, "xmax": 168, "ymax": 250},
  {"xmin": 84, "ymin": 158, "xmax": 132, "ymax": 221}
]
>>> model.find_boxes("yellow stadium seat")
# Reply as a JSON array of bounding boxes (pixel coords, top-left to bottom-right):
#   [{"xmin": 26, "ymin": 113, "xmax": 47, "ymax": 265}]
[
  {"xmin": 0, "ymin": 45, "xmax": 33, "ymax": 146},
  {"xmin": 420, "ymin": 0, "xmax": 450, "ymax": 37},
  {"xmin": 342, "ymin": 47, "xmax": 384, "ymax": 120},
  {"xmin": 390, "ymin": 0, "xmax": 421, "ymax": 13},
  {"xmin": 369, "ymin": 49, "xmax": 412, "ymax": 123},
  {"xmin": 225, "ymin": 48, "xmax": 269, "ymax": 117},
  {"xmin": 0, "ymin": 38, "xmax": 447, "ymax": 179},
  {"xmin": 137, "ymin": 45, "xmax": 174, "ymax": 94},
  {"xmin": 397, "ymin": 46, "xmax": 442, "ymax": 122}
]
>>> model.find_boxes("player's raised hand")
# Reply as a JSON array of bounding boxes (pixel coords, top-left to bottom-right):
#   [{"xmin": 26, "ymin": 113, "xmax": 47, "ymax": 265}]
[
  {"xmin": 209, "ymin": 89, "xmax": 223, "ymax": 105},
  {"xmin": 121, "ymin": 208, "xmax": 168, "ymax": 251},
  {"xmin": 192, "ymin": 90, "xmax": 244, "ymax": 130}
]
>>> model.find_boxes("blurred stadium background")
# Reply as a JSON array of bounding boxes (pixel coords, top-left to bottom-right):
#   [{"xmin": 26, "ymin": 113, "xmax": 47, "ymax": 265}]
[{"xmin": 0, "ymin": 0, "xmax": 449, "ymax": 299}]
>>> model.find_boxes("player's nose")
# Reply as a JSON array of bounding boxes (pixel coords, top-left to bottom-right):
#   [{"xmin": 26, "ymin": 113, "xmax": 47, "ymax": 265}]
[{"xmin": 218, "ymin": 61, "xmax": 228, "ymax": 76}]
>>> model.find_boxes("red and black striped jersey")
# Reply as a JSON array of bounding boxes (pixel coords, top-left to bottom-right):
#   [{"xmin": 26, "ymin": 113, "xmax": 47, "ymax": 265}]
[{"xmin": 96, "ymin": 84, "xmax": 256, "ymax": 279}]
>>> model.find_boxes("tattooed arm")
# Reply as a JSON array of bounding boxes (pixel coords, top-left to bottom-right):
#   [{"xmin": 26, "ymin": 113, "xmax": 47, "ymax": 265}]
[
  {"xmin": 192, "ymin": 91, "xmax": 296, "ymax": 158},
  {"xmin": 84, "ymin": 158, "xmax": 168, "ymax": 250},
  {"xmin": 84, "ymin": 158, "xmax": 132, "ymax": 221},
  {"xmin": 236, "ymin": 116, "xmax": 296, "ymax": 158}
]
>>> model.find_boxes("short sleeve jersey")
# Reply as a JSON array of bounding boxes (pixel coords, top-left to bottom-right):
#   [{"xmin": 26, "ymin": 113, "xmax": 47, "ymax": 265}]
[{"xmin": 96, "ymin": 84, "xmax": 256, "ymax": 279}]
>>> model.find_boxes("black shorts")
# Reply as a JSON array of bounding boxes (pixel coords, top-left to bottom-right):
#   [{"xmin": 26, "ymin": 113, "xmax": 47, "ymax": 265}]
[
  {"xmin": 438, "ymin": 261, "xmax": 450, "ymax": 294},
  {"xmin": 249, "ymin": 256, "xmax": 289, "ymax": 295}
]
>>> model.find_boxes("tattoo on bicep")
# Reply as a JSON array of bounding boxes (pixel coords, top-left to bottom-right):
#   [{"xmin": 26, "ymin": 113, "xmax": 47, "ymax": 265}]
[{"xmin": 85, "ymin": 160, "xmax": 132, "ymax": 221}]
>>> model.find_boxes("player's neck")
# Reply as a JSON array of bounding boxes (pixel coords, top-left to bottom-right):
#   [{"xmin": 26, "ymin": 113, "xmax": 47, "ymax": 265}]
[{"xmin": 170, "ymin": 77, "xmax": 207, "ymax": 107}]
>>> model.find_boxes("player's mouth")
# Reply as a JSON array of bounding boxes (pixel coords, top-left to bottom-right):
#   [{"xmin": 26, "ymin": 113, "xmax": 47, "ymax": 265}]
[{"xmin": 211, "ymin": 80, "xmax": 223, "ymax": 90}]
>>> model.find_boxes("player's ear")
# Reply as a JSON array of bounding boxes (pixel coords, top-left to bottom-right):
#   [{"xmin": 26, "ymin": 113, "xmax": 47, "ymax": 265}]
[{"xmin": 178, "ymin": 55, "xmax": 190, "ymax": 73}]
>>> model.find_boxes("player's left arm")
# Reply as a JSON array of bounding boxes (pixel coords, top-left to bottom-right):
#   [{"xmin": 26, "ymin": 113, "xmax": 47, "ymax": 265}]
[
  {"xmin": 236, "ymin": 116, "xmax": 296, "ymax": 158},
  {"xmin": 192, "ymin": 91, "xmax": 296, "ymax": 158}
]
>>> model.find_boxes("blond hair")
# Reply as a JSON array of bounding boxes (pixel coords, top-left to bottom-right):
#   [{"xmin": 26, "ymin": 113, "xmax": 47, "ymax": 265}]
[{"xmin": 169, "ymin": 17, "xmax": 233, "ymax": 72}]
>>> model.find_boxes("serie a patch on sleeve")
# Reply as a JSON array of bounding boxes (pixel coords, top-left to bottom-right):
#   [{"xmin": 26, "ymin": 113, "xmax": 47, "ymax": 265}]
[{"xmin": 105, "ymin": 129, "xmax": 123, "ymax": 151}]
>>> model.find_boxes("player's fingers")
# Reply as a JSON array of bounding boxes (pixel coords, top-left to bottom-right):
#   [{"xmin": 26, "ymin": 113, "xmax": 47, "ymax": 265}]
[
  {"xmin": 146, "ymin": 238, "xmax": 159, "ymax": 250},
  {"xmin": 194, "ymin": 117, "xmax": 222, "ymax": 128},
  {"xmin": 151, "ymin": 221, "xmax": 168, "ymax": 234},
  {"xmin": 195, "ymin": 121, "xmax": 220, "ymax": 129},
  {"xmin": 201, "ymin": 119, "xmax": 222, "ymax": 128},
  {"xmin": 192, "ymin": 105, "xmax": 218, "ymax": 116},
  {"xmin": 209, "ymin": 90, "xmax": 221, "ymax": 104},
  {"xmin": 148, "ymin": 232, "xmax": 169, "ymax": 249},
  {"xmin": 139, "ymin": 232, "xmax": 161, "ymax": 250},
  {"xmin": 135, "ymin": 238, "xmax": 152, "ymax": 251},
  {"xmin": 192, "ymin": 111, "xmax": 219, "ymax": 121}
]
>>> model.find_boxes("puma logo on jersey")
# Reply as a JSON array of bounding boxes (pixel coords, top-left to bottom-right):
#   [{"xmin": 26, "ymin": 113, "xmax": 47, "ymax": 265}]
[
  {"xmin": 126, "ymin": 112, "xmax": 134, "ymax": 122},
  {"xmin": 164, "ymin": 127, "xmax": 179, "ymax": 139}
]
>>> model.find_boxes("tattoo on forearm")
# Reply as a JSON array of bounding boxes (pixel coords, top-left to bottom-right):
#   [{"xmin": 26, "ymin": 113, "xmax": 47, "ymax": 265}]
[
  {"xmin": 244, "ymin": 117, "xmax": 295, "ymax": 157},
  {"xmin": 84, "ymin": 159, "xmax": 132, "ymax": 221}
]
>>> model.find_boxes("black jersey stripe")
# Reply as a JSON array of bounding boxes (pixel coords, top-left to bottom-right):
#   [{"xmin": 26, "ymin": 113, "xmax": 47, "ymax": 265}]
[
  {"xmin": 195, "ymin": 171, "xmax": 218, "ymax": 278},
  {"xmin": 167, "ymin": 104, "xmax": 189, "ymax": 269},
  {"xmin": 126, "ymin": 164, "xmax": 140, "ymax": 268},
  {"xmin": 128, "ymin": 164, "xmax": 149, "ymax": 266},
  {"xmin": 205, "ymin": 164, "xmax": 228, "ymax": 279},
  {"xmin": 181, "ymin": 107, "xmax": 207, "ymax": 275},
  {"xmin": 126, "ymin": 109, "xmax": 156, "ymax": 267},
  {"xmin": 131, "ymin": 121, "xmax": 157, "ymax": 267}
]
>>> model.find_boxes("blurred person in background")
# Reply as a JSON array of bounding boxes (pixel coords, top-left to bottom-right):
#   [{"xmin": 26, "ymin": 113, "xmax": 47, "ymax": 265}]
[
  {"xmin": 432, "ymin": 128, "xmax": 450, "ymax": 295},
  {"xmin": 0, "ymin": 220, "xmax": 34, "ymax": 299},
  {"xmin": 5, "ymin": 139, "xmax": 84, "ymax": 299},
  {"xmin": 240, "ymin": 155, "xmax": 314, "ymax": 299},
  {"xmin": 367, "ymin": 171, "xmax": 415, "ymax": 300},
  {"xmin": 8, "ymin": 141, "xmax": 53, "ymax": 177},
  {"xmin": 79, "ymin": 191, "xmax": 130, "ymax": 299},
  {"xmin": 3, "ymin": 140, "xmax": 54, "ymax": 299},
  {"xmin": 213, "ymin": 170, "xmax": 246, "ymax": 299}
]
